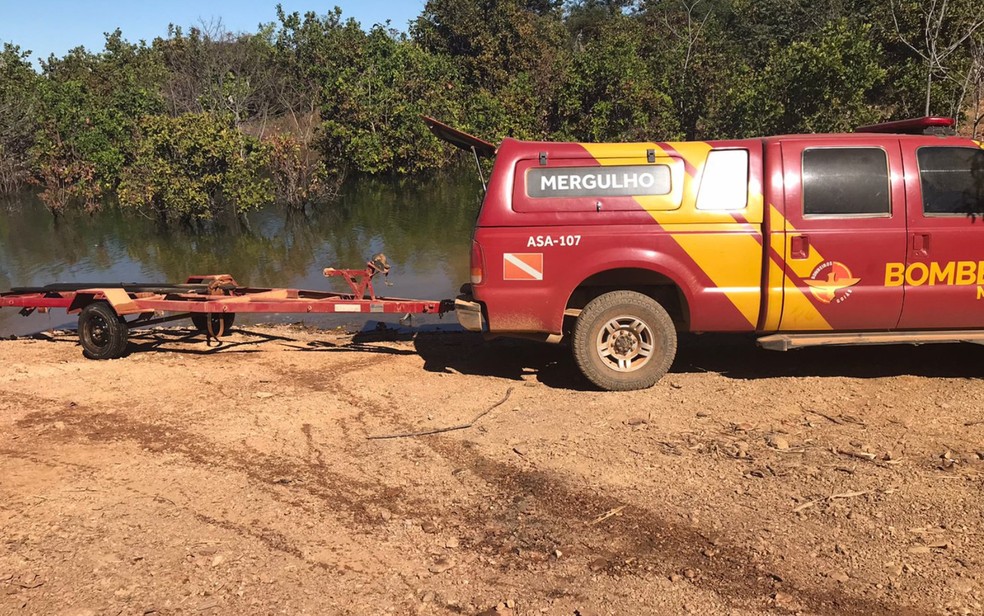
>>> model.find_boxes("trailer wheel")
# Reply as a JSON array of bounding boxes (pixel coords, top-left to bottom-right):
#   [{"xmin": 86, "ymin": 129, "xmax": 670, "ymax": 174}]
[
  {"xmin": 191, "ymin": 313, "xmax": 235, "ymax": 337},
  {"xmin": 572, "ymin": 291, "xmax": 677, "ymax": 391},
  {"xmin": 79, "ymin": 301, "xmax": 129, "ymax": 360}
]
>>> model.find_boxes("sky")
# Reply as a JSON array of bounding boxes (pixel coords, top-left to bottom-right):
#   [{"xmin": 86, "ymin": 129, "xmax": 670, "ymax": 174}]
[{"xmin": 0, "ymin": 0, "xmax": 427, "ymax": 65}]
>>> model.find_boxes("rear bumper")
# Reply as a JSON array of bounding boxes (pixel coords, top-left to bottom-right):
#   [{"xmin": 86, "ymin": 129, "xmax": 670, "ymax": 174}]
[{"xmin": 455, "ymin": 293, "xmax": 486, "ymax": 332}]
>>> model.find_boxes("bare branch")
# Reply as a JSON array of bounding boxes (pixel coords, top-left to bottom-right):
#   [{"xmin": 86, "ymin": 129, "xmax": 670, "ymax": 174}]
[{"xmin": 890, "ymin": 0, "xmax": 984, "ymax": 116}]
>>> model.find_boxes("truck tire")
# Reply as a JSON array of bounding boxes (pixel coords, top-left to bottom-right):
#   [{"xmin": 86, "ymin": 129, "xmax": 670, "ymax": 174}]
[
  {"xmin": 572, "ymin": 291, "xmax": 677, "ymax": 391},
  {"xmin": 191, "ymin": 313, "xmax": 235, "ymax": 337},
  {"xmin": 78, "ymin": 301, "xmax": 129, "ymax": 360}
]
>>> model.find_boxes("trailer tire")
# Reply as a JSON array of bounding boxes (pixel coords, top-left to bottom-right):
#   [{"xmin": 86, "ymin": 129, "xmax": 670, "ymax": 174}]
[
  {"xmin": 572, "ymin": 291, "xmax": 676, "ymax": 391},
  {"xmin": 191, "ymin": 313, "xmax": 235, "ymax": 337},
  {"xmin": 79, "ymin": 301, "xmax": 129, "ymax": 360}
]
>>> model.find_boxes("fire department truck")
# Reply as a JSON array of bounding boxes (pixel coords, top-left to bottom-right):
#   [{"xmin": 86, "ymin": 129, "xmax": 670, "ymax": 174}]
[
  {"xmin": 427, "ymin": 116, "xmax": 984, "ymax": 391},
  {"xmin": 4, "ymin": 117, "xmax": 982, "ymax": 392}
]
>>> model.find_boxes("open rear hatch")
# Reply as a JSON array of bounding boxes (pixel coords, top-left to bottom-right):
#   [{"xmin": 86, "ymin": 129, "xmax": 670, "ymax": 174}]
[
  {"xmin": 423, "ymin": 116, "xmax": 496, "ymax": 190},
  {"xmin": 422, "ymin": 116, "xmax": 496, "ymax": 157}
]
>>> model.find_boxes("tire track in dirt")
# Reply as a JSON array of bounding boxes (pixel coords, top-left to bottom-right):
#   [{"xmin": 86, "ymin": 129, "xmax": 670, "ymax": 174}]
[
  {"xmin": 272, "ymin": 352, "xmax": 413, "ymax": 443},
  {"xmin": 273, "ymin": 352, "xmax": 402, "ymax": 387},
  {"xmin": 0, "ymin": 356, "xmax": 944, "ymax": 615},
  {"xmin": 6, "ymin": 401, "xmax": 431, "ymax": 595},
  {"xmin": 0, "ymin": 448, "xmax": 99, "ymax": 475},
  {"xmin": 424, "ymin": 437, "xmax": 933, "ymax": 616},
  {"xmin": 11, "ymin": 402, "xmax": 430, "ymax": 526},
  {"xmin": 3, "ymin": 378, "xmax": 936, "ymax": 615},
  {"xmin": 189, "ymin": 512, "xmax": 314, "ymax": 565}
]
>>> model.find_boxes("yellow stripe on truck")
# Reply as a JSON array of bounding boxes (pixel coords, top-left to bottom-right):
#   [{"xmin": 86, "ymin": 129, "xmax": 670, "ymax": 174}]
[
  {"xmin": 769, "ymin": 205, "xmax": 832, "ymax": 331},
  {"xmin": 763, "ymin": 224, "xmax": 787, "ymax": 331},
  {"xmin": 582, "ymin": 142, "xmax": 761, "ymax": 328},
  {"xmin": 581, "ymin": 143, "xmax": 740, "ymax": 224},
  {"xmin": 661, "ymin": 141, "xmax": 712, "ymax": 219},
  {"xmin": 671, "ymin": 233, "xmax": 762, "ymax": 326},
  {"xmin": 779, "ymin": 278, "xmax": 834, "ymax": 330},
  {"xmin": 763, "ymin": 260, "xmax": 785, "ymax": 331}
]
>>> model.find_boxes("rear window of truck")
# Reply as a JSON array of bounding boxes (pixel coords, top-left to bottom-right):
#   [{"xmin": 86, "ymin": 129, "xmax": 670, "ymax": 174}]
[
  {"xmin": 917, "ymin": 146, "xmax": 984, "ymax": 216},
  {"xmin": 802, "ymin": 148, "xmax": 890, "ymax": 217},
  {"xmin": 696, "ymin": 149, "xmax": 749, "ymax": 211}
]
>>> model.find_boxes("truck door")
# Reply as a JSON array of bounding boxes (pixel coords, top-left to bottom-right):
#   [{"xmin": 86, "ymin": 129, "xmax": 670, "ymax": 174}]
[
  {"xmin": 778, "ymin": 138, "xmax": 907, "ymax": 331},
  {"xmin": 897, "ymin": 141, "xmax": 984, "ymax": 329}
]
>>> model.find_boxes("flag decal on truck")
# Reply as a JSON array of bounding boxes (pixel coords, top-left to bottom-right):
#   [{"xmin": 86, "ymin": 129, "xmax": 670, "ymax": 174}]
[{"xmin": 503, "ymin": 253, "xmax": 544, "ymax": 281}]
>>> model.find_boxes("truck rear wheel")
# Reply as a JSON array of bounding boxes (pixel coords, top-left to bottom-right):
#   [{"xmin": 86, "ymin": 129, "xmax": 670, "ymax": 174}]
[
  {"xmin": 572, "ymin": 291, "xmax": 677, "ymax": 391},
  {"xmin": 79, "ymin": 301, "xmax": 129, "ymax": 360}
]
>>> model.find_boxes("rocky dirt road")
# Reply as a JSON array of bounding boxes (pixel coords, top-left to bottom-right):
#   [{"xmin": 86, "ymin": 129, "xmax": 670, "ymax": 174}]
[{"xmin": 1, "ymin": 324, "xmax": 983, "ymax": 615}]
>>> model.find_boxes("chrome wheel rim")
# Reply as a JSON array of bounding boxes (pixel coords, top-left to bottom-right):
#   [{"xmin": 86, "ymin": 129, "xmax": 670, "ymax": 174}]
[{"xmin": 595, "ymin": 315, "xmax": 655, "ymax": 372}]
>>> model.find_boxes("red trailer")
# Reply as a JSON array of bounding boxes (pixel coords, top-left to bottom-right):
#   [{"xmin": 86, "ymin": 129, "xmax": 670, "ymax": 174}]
[{"xmin": 1, "ymin": 256, "xmax": 454, "ymax": 359}]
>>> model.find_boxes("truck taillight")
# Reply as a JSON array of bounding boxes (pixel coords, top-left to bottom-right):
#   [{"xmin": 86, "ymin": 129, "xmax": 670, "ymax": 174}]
[{"xmin": 470, "ymin": 240, "xmax": 484, "ymax": 285}]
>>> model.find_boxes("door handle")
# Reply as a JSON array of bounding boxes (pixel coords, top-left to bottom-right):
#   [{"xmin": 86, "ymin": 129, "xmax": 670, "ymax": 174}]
[
  {"xmin": 790, "ymin": 234, "xmax": 810, "ymax": 259},
  {"xmin": 912, "ymin": 233, "xmax": 930, "ymax": 257}
]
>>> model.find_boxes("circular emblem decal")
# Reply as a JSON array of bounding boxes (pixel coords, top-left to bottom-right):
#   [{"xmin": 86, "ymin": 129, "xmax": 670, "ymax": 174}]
[{"xmin": 804, "ymin": 261, "xmax": 861, "ymax": 304}]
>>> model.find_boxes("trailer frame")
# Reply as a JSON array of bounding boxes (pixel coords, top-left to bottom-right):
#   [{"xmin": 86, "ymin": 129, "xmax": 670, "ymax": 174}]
[{"xmin": 2, "ymin": 259, "xmax": 455, "ymax": 359}]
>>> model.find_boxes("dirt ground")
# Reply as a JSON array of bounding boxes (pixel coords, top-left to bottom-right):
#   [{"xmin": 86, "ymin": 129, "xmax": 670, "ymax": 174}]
[{"xmin": 1, "ymin": 323, "xmax": 983, "ymax": 616}]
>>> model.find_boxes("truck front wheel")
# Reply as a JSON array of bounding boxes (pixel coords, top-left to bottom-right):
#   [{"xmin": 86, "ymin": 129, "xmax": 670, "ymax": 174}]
[{"xmin": 572, "ymin": 291, "xmax": 677, "ymax": 391}]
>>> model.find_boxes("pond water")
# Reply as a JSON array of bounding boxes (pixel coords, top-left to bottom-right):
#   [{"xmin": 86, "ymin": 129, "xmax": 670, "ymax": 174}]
[{"xmin": 0, "ymin": 172, "xmax": 482, "ymax": 337}]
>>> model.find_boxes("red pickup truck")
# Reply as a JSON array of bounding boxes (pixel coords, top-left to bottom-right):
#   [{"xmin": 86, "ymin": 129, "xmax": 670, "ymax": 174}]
[{"xmin": 427, "ymin": 117, "xmax": 984, "ymax": 391}]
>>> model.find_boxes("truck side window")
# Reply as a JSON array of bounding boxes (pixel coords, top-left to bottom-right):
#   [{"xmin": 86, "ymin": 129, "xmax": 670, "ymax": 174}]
[
  {"xmin": 802, "ymin": 148, "xmax": 890, "ymax": 217},
  {"xmin": 696, "ymin": 149, "xmax": 748, "ymax": 211},
  {"xmin": 916, "ymin": 146, "xmax": 984, "ymax": 216}
]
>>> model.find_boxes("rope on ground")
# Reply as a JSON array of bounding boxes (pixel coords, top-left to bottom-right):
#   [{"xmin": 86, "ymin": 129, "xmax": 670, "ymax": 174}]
[{"xmin": 366, "ymin": 386, "xmax": 515, "ymax": 440}]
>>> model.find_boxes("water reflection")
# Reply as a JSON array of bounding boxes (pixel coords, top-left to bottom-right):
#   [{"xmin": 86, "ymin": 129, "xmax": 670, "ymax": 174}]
[{"xmin": 0, "ymin": 171, "xmax": 482, "ymax": 336}]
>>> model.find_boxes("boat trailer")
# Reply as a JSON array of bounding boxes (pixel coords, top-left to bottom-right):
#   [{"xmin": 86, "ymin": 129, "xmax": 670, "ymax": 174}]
[{"xmin": 1, "ymin": 255, "xmax": 455, "ymax": 359}]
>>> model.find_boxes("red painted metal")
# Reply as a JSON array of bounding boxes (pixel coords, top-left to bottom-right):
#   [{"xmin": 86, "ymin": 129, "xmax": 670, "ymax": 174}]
[
  {"xmin": 774, "ymin": 135, "xmax": 907, "ymax": 331},
  {"xmin": 1, "ymin": 262, "xmax": 453, "ymax": 318},
  {"xmin": 854, "ymin": 116, "xmax": 954, "ymax": 134},
  {"xmin": 2, "ymin": 294, "xmax": 73, "ymax": 310},
  {"xmin": 422, "ymin": 116, "xmax": 496, "ymax": 158},
  {"xmin": 322, "ymin": 256, "xmax": 391, "ymax": 301},
  {"xmin": 1, "ymin": 288, "xmax": 449, "ymax": 316},
  {"xmin": 463, "ymin": 124, "xmax": 984, "ymax": 338},
  {"xmin": 469, "ymin": 138, "xmax": 765, "ymax": 334}
]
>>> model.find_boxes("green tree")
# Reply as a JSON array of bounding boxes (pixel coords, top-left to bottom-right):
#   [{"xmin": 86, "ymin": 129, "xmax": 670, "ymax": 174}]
[
  {"xmin": 319, "ymin": 25, "xmax": 464, "ymax": 174},
  {"xmin": 272, "ymin": 7, "xmax": 354, "ymax": 116},
  {"xmin": 155, "ymin": 22, "xmax": 280, "ymax": 130},
  {"xmin": 118, "ymin": 112, "xmax": 272, "ymax": 225},
  {"xmin": 882, "ymin": 0, "xmax": 984, "ymax": 124},
  {"xmin": 8, "ymin": 0, "xmax": 983, "ymax": 223},
  {"xmin": 415, "ymin": 0, "xmax": 565, "ymax": 91},
  {"xmin": 32, "ymin": 31, "xmax": 165, "ymax": 212},
  {"xmin": 264, "ymin": 132, "xmax": 339, "ymax": 209},
  {"xmin": 32, "ymin": 76, "xmax": 115, "ymax": 213},
  {"xmin": 717, "ymin": 19, "xmax": 885, "ymax": 137},
  {"xmin": 0, "ymin": 44, "xmax": 39, "ymax": 194},
  {"xmin": 556, "ymin": 13, "xmax": 679, "ymax": 141},
  {"xmin": 565, "ymin": 0, "xmax": 638, "ymax": 42},
  {"xmin": 414, "ymin": 0, "xmax": 570, "ymax": 139}
]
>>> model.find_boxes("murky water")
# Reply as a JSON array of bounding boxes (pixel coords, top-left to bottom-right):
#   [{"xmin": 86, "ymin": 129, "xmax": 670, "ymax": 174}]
[{"xmin": 0, "ymin": 172, "xmax": 482, "ymax": 336}]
